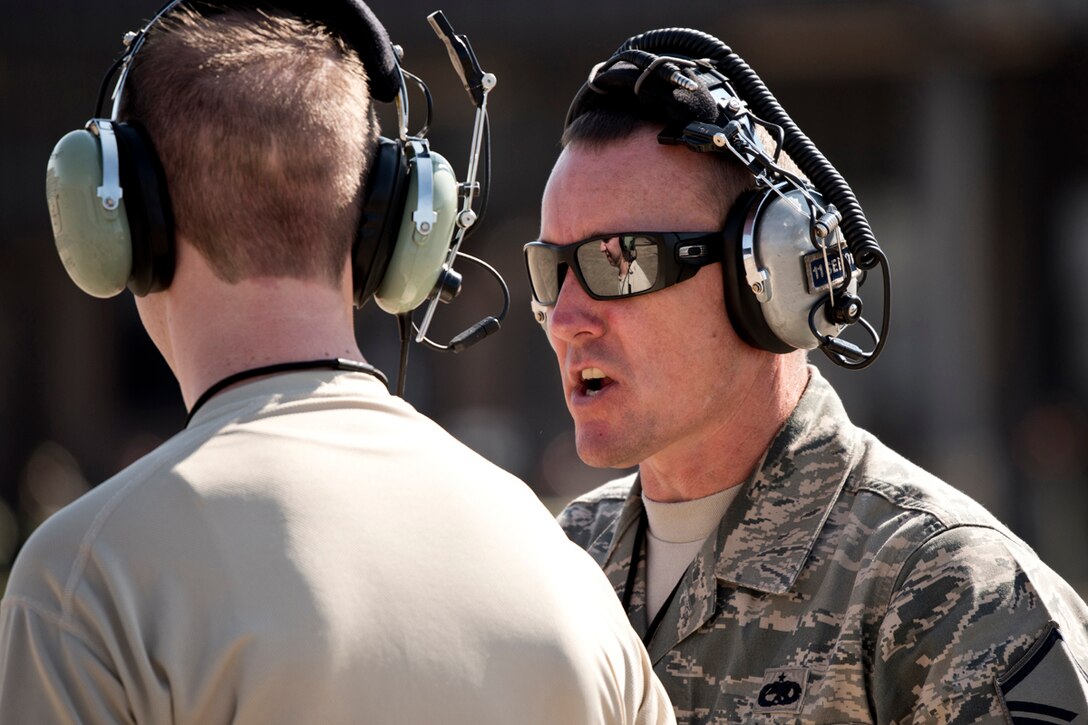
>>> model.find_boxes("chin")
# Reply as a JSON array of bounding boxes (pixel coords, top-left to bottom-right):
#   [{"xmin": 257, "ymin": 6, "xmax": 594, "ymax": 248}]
[{"xmin": 574, "ymin": 431, "xmax": 640, "ymax": 471}]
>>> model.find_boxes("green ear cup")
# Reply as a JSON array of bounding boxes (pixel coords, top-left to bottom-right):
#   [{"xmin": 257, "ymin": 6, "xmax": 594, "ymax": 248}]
[
  {"xmin": 374, "ymin": 149, "xmax": 459, "ymax": 314},
  {"xmin": 45, "ymin": 128, "xmax": 133, "ymax": 298}
]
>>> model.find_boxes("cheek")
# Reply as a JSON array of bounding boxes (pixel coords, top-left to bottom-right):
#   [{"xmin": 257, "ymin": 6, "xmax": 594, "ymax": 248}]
[{"xmin": 689, "ymin": 269, "xmax": 737, "ymax": 338}]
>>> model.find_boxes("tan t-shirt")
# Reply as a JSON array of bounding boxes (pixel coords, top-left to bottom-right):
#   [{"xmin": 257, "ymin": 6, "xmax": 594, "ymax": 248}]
[
  {"xmin": 0, "ymin": 371, "xmax": 674, "ymax": 725},
  {"xmin": 642, "ymin": 486, "xmax": 741, "ymax": 621}
]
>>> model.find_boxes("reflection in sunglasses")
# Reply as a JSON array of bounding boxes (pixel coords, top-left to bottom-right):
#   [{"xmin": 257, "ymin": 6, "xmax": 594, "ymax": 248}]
[{"xmin": 524, "ymin": 231, "xmax": 721, "ymax": 305}]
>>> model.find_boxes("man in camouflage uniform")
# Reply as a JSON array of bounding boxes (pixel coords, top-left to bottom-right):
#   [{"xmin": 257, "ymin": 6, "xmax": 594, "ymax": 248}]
[{"xmin": 524, "ymin": 27, "xmax": 1088, "ymax": 723}]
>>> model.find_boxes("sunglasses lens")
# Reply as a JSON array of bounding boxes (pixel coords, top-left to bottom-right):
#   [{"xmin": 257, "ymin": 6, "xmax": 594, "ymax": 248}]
[
  {"xmin": 525, "ymin": 245, "xmax": 561, "ymax": 305},
  {"xmin": 575, "ymin": 236, "xmax": 659, "ymax": 297}
]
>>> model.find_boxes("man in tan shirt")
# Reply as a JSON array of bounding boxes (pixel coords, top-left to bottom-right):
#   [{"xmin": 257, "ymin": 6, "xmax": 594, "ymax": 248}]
[{"xmin": 0, "ymin": 3, "xmax": 674, "ymax": 723}]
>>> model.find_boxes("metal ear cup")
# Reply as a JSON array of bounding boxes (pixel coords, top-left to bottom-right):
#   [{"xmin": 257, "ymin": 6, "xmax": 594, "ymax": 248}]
[{"xmin": 723, "ymin": 186, "xmax": 858, "ymax": 352}]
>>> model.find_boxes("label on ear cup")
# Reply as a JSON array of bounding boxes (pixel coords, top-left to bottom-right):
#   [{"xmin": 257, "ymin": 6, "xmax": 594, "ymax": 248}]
[
  {"xmin": 46, "ymin": 129, "xmax": 133, "ymax": 298},
  {"xmin": 374, "ymin": 150, "xmax": 459, "ymax": 314},
  {"xmin": 743, "ymin": 189, "xmax": 857, "ymax": 350}
]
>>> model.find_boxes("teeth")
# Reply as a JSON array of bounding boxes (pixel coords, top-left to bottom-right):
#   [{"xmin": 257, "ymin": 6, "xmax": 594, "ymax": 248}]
[{"xmin": 581, "ymin": 367, "xmax": 607, "ymax": 397}]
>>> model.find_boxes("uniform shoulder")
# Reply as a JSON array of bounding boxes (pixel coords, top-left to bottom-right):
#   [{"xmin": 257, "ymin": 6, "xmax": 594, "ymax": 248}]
[
  {"xmin": 556, "ymin": 473, "xmax": 637, "ymax": 552},
  {"xmin": 849, "ymin": 429, "xmax": 1012, "ymax": 535},
  {"xmin": 565, "ymin": 474, "xmax": 637, "ymax": 507},
  {"xmin": 877, "ymin": 522, "xmax": 1088, "ymax": 713}
]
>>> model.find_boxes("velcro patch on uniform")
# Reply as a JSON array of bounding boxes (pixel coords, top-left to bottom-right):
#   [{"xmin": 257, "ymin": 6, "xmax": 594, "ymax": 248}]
[
  {"xmin": 755, "ymin": 667, "xmax": 808, "ymax": 713},
  {"xmin": 998, "ymin": 622, "xmax": 1088, "ymax": 723}
]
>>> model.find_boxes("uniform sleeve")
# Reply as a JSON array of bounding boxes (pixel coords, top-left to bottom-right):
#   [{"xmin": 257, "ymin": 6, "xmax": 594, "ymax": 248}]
[
  {"xmin": 557, "ymin": 501, "xmax": 599, "ymax": 550},
  {"xmin": 873, "ymin": 525, "xmax": 1088, "ymax": 723},
  {"xmin": 0, "ymin": 597, "xmax": 134, "ymax": 724}
]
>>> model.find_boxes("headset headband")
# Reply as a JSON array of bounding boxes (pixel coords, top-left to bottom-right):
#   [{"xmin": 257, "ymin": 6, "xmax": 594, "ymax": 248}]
[{"xmin": 103, "ymin": 0, "xmax": 402, "ymax": 122}]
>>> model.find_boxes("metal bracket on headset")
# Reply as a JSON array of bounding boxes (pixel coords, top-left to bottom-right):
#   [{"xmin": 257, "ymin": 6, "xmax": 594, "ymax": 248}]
[
  {"xmin": 87, "ymin": 120, "xmax": 123, "ymax": 213},
  {"xmin": 407, "ymin": 139, "xmax": 436, "ymax": 237},
  {"xmin": 108, "ymin": 0, "xmax": 187, "ymax": 120},
  {"xmin": 413, "ymin": 11, "xmax": 497, "ymax": 344},
  {"xmin": 740, "ymin": 184, "xmax": 778, "ymax": 303}
]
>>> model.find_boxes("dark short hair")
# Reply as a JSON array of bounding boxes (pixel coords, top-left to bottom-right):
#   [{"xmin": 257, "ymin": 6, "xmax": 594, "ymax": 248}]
[
  {"xmin": 562, "ymin": 105, "xmax": 802, "ymax": 224},
  {"xmin": 563, "ymin": 107, "xmax": 753, "ymax": 223}
]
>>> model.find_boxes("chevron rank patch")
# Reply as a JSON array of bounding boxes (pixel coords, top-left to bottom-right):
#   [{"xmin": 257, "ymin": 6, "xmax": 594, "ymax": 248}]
[{"xmin": 998, "ymin": 622, "xmax": 1088, "ymax": 724}]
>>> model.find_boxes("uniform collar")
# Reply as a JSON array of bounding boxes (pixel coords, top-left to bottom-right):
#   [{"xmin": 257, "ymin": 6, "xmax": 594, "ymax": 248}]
[{"xmin": 714, "ymin": 368, "xmax": 856, "ymax": 593}]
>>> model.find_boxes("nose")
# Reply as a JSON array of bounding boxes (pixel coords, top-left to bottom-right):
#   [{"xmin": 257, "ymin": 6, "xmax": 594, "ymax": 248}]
[{"xmin": 547, "ymin": 266, "xmax": 605, "ymax": 344}]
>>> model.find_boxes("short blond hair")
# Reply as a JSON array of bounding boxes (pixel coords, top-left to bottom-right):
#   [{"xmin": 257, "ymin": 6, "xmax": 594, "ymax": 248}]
[{"xmin": 123, "ymin": 7, "xmax": 378, "ymax": 284}]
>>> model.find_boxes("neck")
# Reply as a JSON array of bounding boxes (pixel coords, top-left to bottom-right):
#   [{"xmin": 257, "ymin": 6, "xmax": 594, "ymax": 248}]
[
  {"xmin": 639, "ymin": 358, "xmax": 810, "ymax": 503},
  {"xmin": 148, "ymin": 241, "xmax": 364, "ymax": 411}
]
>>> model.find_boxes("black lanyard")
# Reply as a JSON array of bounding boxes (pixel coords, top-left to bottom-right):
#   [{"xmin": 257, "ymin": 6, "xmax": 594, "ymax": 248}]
[
  {"xmin": 185, "ymin": 358, "xmax": 388, "ymax": 427},
  {"xmin": 620, "ymin": 509, "xmax": 686, "ymax": 648}
]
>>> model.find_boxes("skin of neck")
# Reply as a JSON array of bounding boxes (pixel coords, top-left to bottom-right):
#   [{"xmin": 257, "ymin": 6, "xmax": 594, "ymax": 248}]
[
  {"xmin": 136, "ymin": 236, "xmax": 365, "ymax": 412},
  {"xmin": 638, "ymin": 354, "xmax": 811, "ymax": 503}
]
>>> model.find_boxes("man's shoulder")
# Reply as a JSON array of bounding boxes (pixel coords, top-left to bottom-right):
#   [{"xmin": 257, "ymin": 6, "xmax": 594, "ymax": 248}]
[
  {"xmin": 848, "ymin": 430, "xmax": 1013, "ymax": 536},
  {"xmin": 565, "ymin": 474, "xmax": 637, "ymax": 507},
  {"xmin": 556, "ymin": 473, "xmax": 637, "ymax": 552},
  {"xmin": 2, "ymin": 440, "xmax": 181, "ymax": 617}
]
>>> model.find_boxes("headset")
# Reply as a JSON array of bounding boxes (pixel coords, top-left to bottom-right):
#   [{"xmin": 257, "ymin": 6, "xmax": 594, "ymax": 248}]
[
  {"xmin": 559, "ymin": 28, "xmax": 891, "ymax": 369},
  {"xmin": 44, "ymin": 0, "xmax": 506, "ymax": 392}
]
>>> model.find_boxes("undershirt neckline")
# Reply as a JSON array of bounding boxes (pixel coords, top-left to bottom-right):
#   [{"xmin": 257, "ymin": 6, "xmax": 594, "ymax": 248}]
[{"xmin": 640, "ymin": 485, "xmax": 742, "ymax": 622}]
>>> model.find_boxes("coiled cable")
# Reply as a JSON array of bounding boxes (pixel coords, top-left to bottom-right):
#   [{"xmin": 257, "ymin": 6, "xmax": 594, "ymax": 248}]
[{"xmin": 617, "ymin": 28, "xmax": 884, "ymax": 272}]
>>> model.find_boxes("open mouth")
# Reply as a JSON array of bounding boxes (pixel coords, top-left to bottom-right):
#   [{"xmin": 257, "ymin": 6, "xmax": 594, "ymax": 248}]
[{"xmin": 580, "ymin": 367, "xmax": 614, "ymax": 397}]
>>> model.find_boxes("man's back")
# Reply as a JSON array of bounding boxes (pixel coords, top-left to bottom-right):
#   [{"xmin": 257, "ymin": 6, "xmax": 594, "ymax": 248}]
[{"xmin": 1, "ymin": 371, "xmax": 671, "ymax": 724}]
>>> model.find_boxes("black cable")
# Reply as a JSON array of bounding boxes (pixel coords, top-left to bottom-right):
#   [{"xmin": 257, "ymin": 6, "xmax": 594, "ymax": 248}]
[
  {"xmin": 96, "ymin": 55, "xmax": 126, "ymax": 118},
  {"xmin": 618, "ymin": 28, "xmax": 883, "ymax": 272},
  {"xmin": 401, "ymin": 69, "xmax": 433, "ymax": 139},
  {"xmin": 185, "ymin": 358, "xmax": 388, "ymax": 427},
  {"xmin": 806, "ymin": 250, "xmax": 890, "ymax": 370},
  {"xmin": 458, "ymin": 251, "xmax": 509, "ymax": 321},
  {"xmin": 416, "ymin": 251, "xmax": 509, "ymax": 353},
  {"xmin": 395, "ymin": 313, "xmax": 412, "ymax": 396}
]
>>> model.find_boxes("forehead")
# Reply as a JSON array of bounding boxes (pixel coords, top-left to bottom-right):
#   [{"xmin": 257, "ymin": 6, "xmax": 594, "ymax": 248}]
[{"xmin": 541, "ymin": 128, "xmax": 725, "ymax": 244}]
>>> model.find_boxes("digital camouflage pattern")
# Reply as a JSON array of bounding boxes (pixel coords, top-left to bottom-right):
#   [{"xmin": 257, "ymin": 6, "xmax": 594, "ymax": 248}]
[{"xmin": 559, "ymin": 369, "xmax": 1088, "ymax": 723}]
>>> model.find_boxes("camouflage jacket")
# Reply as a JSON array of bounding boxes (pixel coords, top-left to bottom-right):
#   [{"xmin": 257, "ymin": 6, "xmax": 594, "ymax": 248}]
[{"xmin": 559, "ymin": 370, "xmax": 1088, "ymax": 723}]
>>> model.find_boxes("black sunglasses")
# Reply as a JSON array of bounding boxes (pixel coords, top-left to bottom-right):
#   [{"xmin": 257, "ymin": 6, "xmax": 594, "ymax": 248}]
[{"xmin": 524, "ymin": 231, "xmax": 722, "ymax": 306}]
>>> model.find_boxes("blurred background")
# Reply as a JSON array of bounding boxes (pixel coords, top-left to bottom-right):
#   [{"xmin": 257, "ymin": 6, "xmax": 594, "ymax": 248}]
[{"xmin": 1, "ymin": 0, "xmax": 1086, "ymax": 594}]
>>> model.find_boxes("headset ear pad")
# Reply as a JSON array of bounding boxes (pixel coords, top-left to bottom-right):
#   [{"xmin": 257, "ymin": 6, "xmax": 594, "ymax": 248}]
[
  {"xmin": 112, "ymin": 122, "xmax": 175, "ymax": 296},
  {"xmin": 721, "ymin": 188, "xmax": 795, "ymax": 354},
  {"xmin": 353, "ymin": 137, "xmax": 410, "ymax": 307}
]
